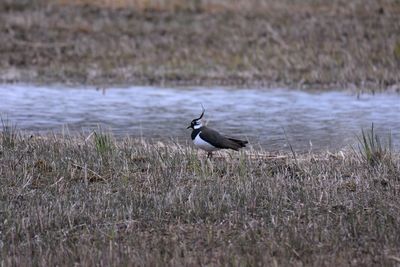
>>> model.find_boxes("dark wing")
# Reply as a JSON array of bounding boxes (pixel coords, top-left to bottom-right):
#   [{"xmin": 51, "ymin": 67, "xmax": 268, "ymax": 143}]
[{"xmin": 200, "ymin": 127, "xmax": 247, "ymax": 151}]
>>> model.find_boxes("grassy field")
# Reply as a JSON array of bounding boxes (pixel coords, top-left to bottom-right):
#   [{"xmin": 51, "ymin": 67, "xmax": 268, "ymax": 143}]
[
  {"xmin": 1, "ymin": 125, "xmax": 399, "ymax": 266},
  {"xmin": 0, "ymin": 0, "xmax": 399, "ymax": 89}
]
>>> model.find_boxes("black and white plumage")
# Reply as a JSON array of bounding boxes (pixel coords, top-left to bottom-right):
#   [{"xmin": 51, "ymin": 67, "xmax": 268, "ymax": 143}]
[{"xmin": 187, "ymin": 109, "xmax": 248, "ymax": 158}]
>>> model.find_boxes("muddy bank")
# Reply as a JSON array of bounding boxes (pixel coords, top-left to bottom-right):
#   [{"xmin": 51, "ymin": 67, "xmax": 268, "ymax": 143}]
[{"xmin": 0, "ymin": 0, "xmax": 400, "ymax": 90}]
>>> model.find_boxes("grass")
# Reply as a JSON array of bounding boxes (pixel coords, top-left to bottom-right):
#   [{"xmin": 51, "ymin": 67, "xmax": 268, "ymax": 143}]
[
  {"xmin": 356, "ymin": 123, "xmax": 393, "ymax": 166},
  {"xmin": 93, "ymin": 129, "xmax": 114, "ymax": 156},
  {"xmin": 1, "ymin": 117, "xmax": 17, "ymax": 149},
  {"xmin": 1, "ymin": 128, "xmax": 399, "ymax": 266},
  {"xmin": 0, "ymin": 0, "xmax": 399, "ymax": 89}
]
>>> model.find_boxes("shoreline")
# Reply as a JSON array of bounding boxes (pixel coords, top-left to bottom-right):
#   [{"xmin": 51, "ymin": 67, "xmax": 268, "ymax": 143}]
[{"xmin": 2, "ymin": 76, "xmax": 400, "ymax": 93}]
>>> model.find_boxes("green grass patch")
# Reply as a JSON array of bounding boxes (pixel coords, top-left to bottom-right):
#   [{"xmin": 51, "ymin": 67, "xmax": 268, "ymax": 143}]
[
  {"xmin": 1, "ymin": 117, "xmax": 18, "ymax": 149},
  {"xmin": 93, "ymin": 129, "xmax": 114, "ymax": 156},
  {"xmin": 356, "ymin": 123, "xmax": 393, "ymax": 166}
]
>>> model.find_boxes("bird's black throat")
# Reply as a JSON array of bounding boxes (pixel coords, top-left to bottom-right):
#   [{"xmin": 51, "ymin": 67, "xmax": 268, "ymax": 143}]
[{"xmin": 190, "ymin": 127, "xmax": 202, "ymax": 140}]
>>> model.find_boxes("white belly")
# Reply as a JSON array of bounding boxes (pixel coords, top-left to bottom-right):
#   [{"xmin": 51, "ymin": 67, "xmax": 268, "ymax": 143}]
[{"xmin": 193, "ymin": 134, "xmax": 219, "ymax": 152}]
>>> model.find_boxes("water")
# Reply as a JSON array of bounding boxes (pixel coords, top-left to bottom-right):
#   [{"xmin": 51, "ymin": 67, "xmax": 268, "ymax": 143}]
[{"xmin": 1, "ymin": 84, "xmax": 399, "ymax": 151}]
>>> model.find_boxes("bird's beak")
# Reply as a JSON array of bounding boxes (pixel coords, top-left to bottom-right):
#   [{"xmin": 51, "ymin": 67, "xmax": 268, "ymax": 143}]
[{"xmin": 187, "ymin": 125, "xmax": 192, "ymax": 129}]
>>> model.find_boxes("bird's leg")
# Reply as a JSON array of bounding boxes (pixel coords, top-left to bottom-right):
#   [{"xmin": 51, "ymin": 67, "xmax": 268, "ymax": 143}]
[{"xmin": 207, "ymin": 152, "xmax": 213, "ymax": 159}]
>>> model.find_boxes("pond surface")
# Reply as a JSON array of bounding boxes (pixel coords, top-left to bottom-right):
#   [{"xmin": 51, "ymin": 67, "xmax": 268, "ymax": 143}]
[{"xmin": 0, "ymin": 84, "xmax": 399, "ymax": 151}]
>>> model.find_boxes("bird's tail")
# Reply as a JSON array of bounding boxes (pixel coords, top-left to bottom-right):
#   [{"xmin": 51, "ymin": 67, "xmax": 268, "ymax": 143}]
[{"xmin": 228, "ymin": 138, "xmax": 248, "ymax": 149}]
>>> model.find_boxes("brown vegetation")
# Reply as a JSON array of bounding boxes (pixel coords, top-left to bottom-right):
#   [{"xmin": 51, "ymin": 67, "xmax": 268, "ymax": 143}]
[
  {"xmin": 1, "ymin": 128, "xmax": 399, "ymax": 266},
  {"xmin": 0, "ymin": 0, "xmax": 399, "ymax": 89}
]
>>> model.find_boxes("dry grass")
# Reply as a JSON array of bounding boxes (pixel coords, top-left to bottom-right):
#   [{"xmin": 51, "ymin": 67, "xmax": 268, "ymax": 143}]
[
  {"xmin": 1, "ymin": 129, "xmax": 400, "ymax": 266},
  {"xmin": 55, "ymin": 0, "xmax": 400, "ymax": 14},
  {"xmin": 0, "ymin": 0, "xmax": 399, "ymax": 90}
]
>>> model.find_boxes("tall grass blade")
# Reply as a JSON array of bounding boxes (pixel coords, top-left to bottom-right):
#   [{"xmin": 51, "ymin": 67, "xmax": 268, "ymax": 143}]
[
  {"xmin": 93, "ymin": 129, "xmax": 113, "ymax": 156},
  {"xmin": 1, "ymin": 117, "xmax": 18, "ymax": 149},
  {"xmin": 356, "ymin": 123, "xmax": 393, "ymax": 166}
]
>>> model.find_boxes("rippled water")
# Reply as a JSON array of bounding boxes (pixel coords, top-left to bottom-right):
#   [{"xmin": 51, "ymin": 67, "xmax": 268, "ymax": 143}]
[{"xmin": 0, "ymin": 84, "xmax": 399, "ymax": 151}]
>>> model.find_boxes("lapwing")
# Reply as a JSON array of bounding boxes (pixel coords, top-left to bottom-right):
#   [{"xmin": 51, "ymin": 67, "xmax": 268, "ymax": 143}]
[{"xmin": 187, "ymin": 108, "xmax": 248, "ymax": 158}]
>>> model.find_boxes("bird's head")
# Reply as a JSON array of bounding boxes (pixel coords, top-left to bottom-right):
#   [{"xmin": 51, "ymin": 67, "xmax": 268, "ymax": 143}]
[{"xmin": 187, "ymin": 108, "xmax": 205, "ymax": 130}]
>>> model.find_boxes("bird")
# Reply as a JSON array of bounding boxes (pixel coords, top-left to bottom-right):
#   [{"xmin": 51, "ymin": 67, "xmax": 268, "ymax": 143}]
[{"xmin": 187, "ymin": 108, "xmax": 248, "ymax": 158}]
